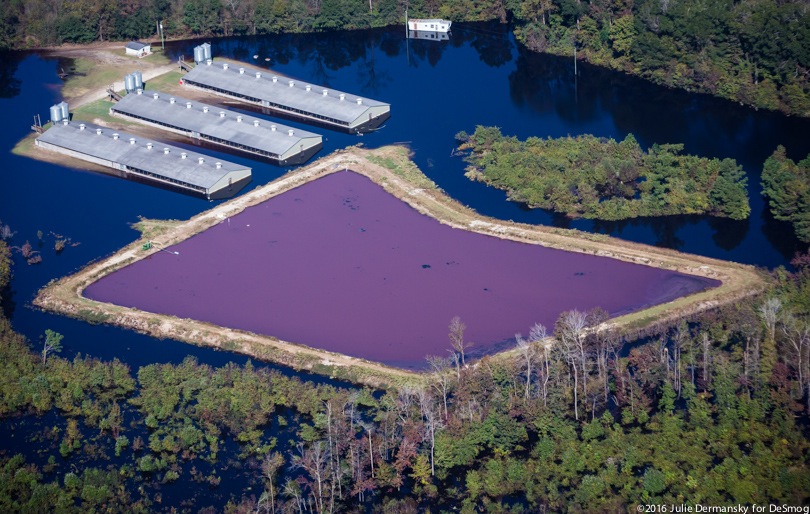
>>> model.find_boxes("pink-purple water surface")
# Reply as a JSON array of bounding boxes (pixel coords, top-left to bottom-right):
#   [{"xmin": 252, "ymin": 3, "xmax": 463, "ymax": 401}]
[{"xmin": 85, "ymin": 171, "xmax": 719, "ymax": 369}]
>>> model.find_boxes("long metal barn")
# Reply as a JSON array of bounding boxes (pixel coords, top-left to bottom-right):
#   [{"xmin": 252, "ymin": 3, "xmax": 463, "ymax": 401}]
[
  {"xmin": 36, "ymin": 120, "xmax": 252, "ymax": 200},
  {"xmin": 111, "ymin": 90, "xmax": 323, "ymax": 165},
  {"xmin": 181, "ymin": 60, "xmax": 391, "ymax": 132}
]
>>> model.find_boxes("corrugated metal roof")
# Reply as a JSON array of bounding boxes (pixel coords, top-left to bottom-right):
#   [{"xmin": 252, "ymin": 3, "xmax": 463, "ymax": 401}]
[
  {"xmin": 126, "ymin": 42, "xmax": 149, "ymax": 51},
  {"xmin": 37, "ymin": 120, "xmax": 250, "ymax": 190},
  {"xmin": 183, "ymin": 61, "xmax": 390, "ymax": 125},
  {"xmin": 112, "ymin": 91, "xmax": 321, "ymax": 157}
]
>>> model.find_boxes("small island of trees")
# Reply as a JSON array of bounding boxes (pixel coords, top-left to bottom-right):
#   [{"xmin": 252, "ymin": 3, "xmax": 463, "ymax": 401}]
[
  {"xmin": 762, "ymin": 146, "xmax": 810, "ymax": 243},
  {"xmin": 457, "ymin": 126, "xmax": 750, "ymax": 221}
]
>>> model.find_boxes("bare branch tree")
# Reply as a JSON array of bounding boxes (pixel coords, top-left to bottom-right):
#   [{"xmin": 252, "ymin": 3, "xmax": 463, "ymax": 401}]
[
  {"xmin": 759, "ymin": 297, "xmax": 782, "ymax": 344},
  {"xmin": 449, "ymin": 316, "xmax": 471, "ymax": 366},
  {"xmin": 781, "ymin": 312, "xmax": 810, "ymax": 408},
  {"xmin": 427, "ymin": 355, "xmax": 452, "ymax": 419},
  {"xmin": 417, "ymin": 388, "xmax": 443, "ymax": 477},
  {"xmin": 555, "ymin": 310, "xmax": 588, "ymax": 420},
  {"xmin": 260, "ymin": 452, "xmax": 285, "ymax": 514},
  {"xmin": 292, "ymin": 441, "xmax": 331, "ymax": 514}
]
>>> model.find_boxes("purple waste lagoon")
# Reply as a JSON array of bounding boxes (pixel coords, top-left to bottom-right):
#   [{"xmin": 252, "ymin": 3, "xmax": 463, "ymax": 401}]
[{"xmin": 86, "ymin": 171, "xmax": 719, "ymax": 369}]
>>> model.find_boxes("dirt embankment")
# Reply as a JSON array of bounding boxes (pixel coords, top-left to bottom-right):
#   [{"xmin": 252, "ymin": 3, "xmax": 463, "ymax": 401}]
[{"xmin": 33, "ymin": 145, "xmax": 768, "ymax": 389}]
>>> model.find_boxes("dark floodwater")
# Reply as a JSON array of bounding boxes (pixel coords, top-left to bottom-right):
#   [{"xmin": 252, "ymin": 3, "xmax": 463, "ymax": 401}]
[
  {"xmin": 85, "ymin": 171, "xmax": 717, "ymax": 369},
  {"xmin": 2, "ymin": 22, "xmax": 810, "ymax": 371}
]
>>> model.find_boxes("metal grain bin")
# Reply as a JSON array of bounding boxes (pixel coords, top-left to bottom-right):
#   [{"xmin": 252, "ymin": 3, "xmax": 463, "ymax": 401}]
[
  {"xmin": 133, "ymin": 71, "xmax": 143, "ymax": 90},
  {"xmin": 193, "ymin": 45, "xmax": 205, "ymax": 64},
  {"xmin": 201, "ymin": 42, "xmax": 212, "ymax": 61},
  {"xmin": 49, "ymin": 104, "xmax": 63, "ymax": 123},
  {"xmin": 58, "ymin": 101, "xmax": 69, "ymax": 120},
  {"xmin": 124, "ymin": 73, "xmax": 136, "ymax": 93}
]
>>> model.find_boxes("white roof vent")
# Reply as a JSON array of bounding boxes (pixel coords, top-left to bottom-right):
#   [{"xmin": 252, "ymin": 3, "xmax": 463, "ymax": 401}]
[
  {"xmin": 96, "ymin": 128, "xmax": 102, "ymax": 135},
  {"xmin": 62, "ymin": 119, "xmax": 69, "ymax": 125},
  {"xmin": 129, "ymin": 137, "xmax": 135, "ymax": 145},
  {"xmin": 136, "ymin": 89, "xmax": 143, "ymax": 95},
  {"xmin": 239, "ymin": 67, "xmax": 244, "ymax": 74},
  {"xmin": 181, "ymin": 152, "xmax": 187, "ymax": 159},
  {"xmin": 237, "ymin": 115, "xmax": 243, "ymax": 123},
  {"xmin": 288, "ymin": 129, "xmax": 294, "ymax": 136},
  {"xmin": 305, "ymin": 85, "xmax": 311, "ymax": 92},
  {"xmin": 253, "ymin": 120, "xmax": 259, "ymax": 127},
  {"xmin": 79, "ymin": 123, "xmax": 86, "ymax": 130},
  {"xmin": 203, "ymin": 106, "xmax": 209, "ymax": 113},
  {"xmin": 272, "ymin": 76, "xmax": 277, "ymax": 83},
  {"xmin": 219, "ymin": 111, "xmax": 225, "ymax": 118},
  {"xmin": 113, "ymin": 133, "xmax": 119, "ymax": 140},
  {"xmin": 170, "ymin": 97, "xmax": 175, "ymax": 104},
  {"xmin": 288, "ymin": 80, "xmax": 294, "ymax": 87},
  {"xmin": 339, "ymin": 94, "xmax": 345, "ymax": 101},
  {"xmin": 153, "ymin": 93, "xmax": 159, "ymax": 100},
  {"xmin": 186, "ymin": 102, "xmax": 192, "ymax": 109},
  {"xmin": 198, "ymin": 157, "xmax": 204, "ymax": 164},
  {"xmin": 216, "ymin": 162, "xmax": 222, "ymax": 169},
  {"xmin": 206, "ymin": 59, "xmax": 212, "ymax": 65},
  {"xmin": 356, "ymin": 98, "xmax": 363, "ymax": 105},
  {"xmin": 147, "ymin": 142, "xmax": 153, "ymax": 149},
  {"xmin": 223, "ymin": 63, "xmax": 229, "ymax": 70},
  {"xmin": 270, "ymin": 125, "xmax": 276, "ymax": 132},
  {"xmin": 163, "ymin": 147, "xmax": 169, "ymax": 154},
  {"xmin": 256, "ymin": 72, "xmax": 262, "ymax": 79},
  {"xmin": 322, "ymin": 89, "xmax": 328, "ymax": 96}
]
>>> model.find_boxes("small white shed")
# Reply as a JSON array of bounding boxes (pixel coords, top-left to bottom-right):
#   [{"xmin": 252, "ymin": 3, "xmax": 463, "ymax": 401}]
[{"xmin": 125, "ymin": 42, "xmax": 152, "ymax": 58}]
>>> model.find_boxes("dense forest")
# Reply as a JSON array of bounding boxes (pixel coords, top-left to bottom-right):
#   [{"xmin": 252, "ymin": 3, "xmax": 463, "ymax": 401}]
[
  {"xmin": 2, "ymin": 237, "xmax": 810, "ymax": 511},
  {"xmin": 0, "ymin": 0, "xmax": 808, "ymax": 117},
  {"xmin": 762, "ymin": 147, "xmax": 810, "ymax": 244},
  {"xmin": 457, "ymin": 126, "xmax": 750, "ymax": 220}
]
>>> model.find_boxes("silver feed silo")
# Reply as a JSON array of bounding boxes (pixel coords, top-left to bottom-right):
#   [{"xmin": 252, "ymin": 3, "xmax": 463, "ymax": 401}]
[
  {"xmin": 58, "ymin": 101, "xmax": 69, "ymax": 120},
  {"xmin": 133, "ymin": 71, "xmax": 143, "ymax": 90},
  {"xmin": 201, "ymin": 42, "xmax": 212, "ymax": 61},
  {"xmin": 124, "ymin": 73, "xmax": 136, "ymax": 93},
  {"xmin": 193, "ymin": 45, "xmax": 205, "ymax": 64},
  {"xmin": 49, "ymin": 104, "xmax": 63, "ymax": 124}
]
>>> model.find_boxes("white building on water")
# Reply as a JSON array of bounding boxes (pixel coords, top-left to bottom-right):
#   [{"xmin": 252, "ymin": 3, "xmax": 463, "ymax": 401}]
[{"xmin": 407, "ymin": 19, "xmax": 452, "ymax": 32}]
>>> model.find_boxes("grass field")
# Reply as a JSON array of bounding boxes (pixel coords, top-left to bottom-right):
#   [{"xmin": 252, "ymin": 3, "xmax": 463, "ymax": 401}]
[{"xmin": 59, "ymin": 50, "xmax": 171, "ymax": 100}]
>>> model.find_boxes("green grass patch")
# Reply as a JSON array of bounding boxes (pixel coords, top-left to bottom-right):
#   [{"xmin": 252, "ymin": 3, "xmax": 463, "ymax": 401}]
[
  {"xmin": 131, "ymin": 218, "xmax": 183, "ymax": 239},
  {"xmin": 70, "ymin": 98, "xmax": 122, "ymax": 125},
  {"xmin": 60, "ymin": 57, "xmax": 117, "ymax": 99},
  {"xmin": 367, "ymin": 152, "xmax": 437, "ymax": 190},
  {"xmin": 221, "ymin": 340, "xmax": 240, "ymax": 352},
  {"xmin": 143, "ymin": 71, "xmax": 184, "ymax": 92},
  {"xmin": 76, "ymin": 309, "xmax": 111, "ymax": 325}
]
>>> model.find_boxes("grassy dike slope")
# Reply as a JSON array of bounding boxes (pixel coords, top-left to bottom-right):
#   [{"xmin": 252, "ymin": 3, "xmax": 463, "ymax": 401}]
[{"xmin": 32, "ymin": 144, "xmax": 768, "ymax": 388}]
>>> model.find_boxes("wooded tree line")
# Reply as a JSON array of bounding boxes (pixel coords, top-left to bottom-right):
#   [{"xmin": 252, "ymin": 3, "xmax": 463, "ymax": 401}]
[
  {"xmin": 511, "ymin": 0, "xmax": 810, "ymax": 117},
  {"xmin": 1, "ymin": 247, "xmax": 810, "ymax": 511},
  {"xmin": 762, "ymin": 147, "xmax": 810, "ymax": 244},
  {"xmin": 458, "ymin": 125, "xmax": 751, "ymax": 221},
  {"xmin": 0, "ymin": 0, "xmax": 808, "ymax": 116}
]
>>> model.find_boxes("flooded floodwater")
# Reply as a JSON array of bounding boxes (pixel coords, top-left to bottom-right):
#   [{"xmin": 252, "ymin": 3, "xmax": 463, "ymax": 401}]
[{"xmin": 86, "ymin": 171, "xmax": 718, "ymax": 368}]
